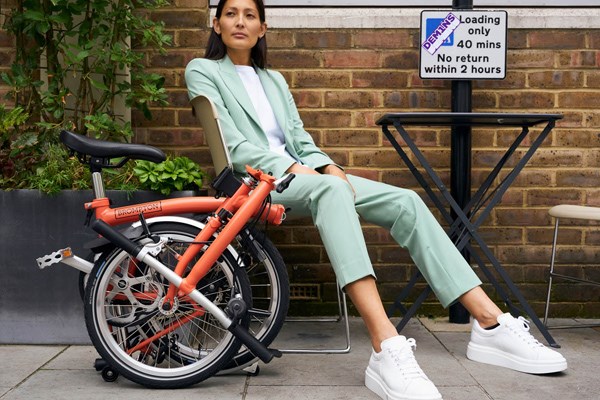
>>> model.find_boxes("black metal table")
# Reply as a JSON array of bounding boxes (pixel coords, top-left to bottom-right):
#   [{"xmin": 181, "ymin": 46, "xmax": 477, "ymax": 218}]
[{"xmin": 377, "ymin": 112, "xmax": 562, "ymax": 348}]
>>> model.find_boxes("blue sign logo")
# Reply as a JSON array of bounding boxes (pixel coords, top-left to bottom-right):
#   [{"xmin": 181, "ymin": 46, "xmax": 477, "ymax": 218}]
[{"xmin": 426, "ymin": 18, "xmax": 454, "ymax": 47}]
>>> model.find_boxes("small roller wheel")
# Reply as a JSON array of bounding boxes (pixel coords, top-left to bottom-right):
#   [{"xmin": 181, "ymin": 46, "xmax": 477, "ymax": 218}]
[
  {"xmin": 93, "ymin": 357, "xmax": 109, "ymax": 371},
  {"xmin": 101, "ymin": 367, "xmax": 119, "ymax": 382}
]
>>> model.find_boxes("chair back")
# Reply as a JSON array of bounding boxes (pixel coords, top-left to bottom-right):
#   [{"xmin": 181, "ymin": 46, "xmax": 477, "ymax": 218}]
[{"xmin": 190, "ymin": 95, "xmax": 232, "ymax": 175}]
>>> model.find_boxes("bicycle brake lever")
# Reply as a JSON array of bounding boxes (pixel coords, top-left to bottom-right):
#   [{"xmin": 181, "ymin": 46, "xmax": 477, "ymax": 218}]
[{"xmin": 275, "ymin": 173, "xmax": 296, "ymax": 193}]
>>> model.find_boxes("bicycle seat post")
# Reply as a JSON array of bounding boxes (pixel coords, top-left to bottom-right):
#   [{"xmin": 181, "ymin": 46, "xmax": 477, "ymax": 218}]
[{"xmin": 92, "ymin": 171, "xmax": 106, "ymax": 199}]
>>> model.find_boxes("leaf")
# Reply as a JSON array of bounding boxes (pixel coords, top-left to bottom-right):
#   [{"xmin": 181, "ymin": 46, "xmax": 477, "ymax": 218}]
[
  {"xmin": 1, "ymin": 72, "xmax": 14, "ymax": 86},
  {"xmin": 48, "ymin": 12, "xmax": 70, "ymax": 25},
  {"xmin": 132, "ymin": 167, "xmax": 146, "ymax": 176},
  {"xmin": 18, "ymin": 133, "xmax": 38, "ymax": 146},
  {"xmin": 76, "ymin": 50, "xmax": 91, "ymax": 62},
  {"xmin": 36, "ymin": 21, "xmax": 51, "ymax": 35},
  {"xmin": 89, "ymin": 78, "xmax": 109, "ymax": 91},
  {"xmin": 23, "ymin": 10, "xmax": 46, "ymax": 22},
  {"xmin": 141, "ymin": 104, "xmax": 152, "ymax": 121}
]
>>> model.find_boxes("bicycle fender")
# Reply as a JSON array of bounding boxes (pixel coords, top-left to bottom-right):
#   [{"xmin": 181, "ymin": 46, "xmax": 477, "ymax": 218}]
[
  {"xmin": 85, "ymin": 216, "xmax": 204, "ymax": 253},
  {"xmin": 137, "ymin": 216, "xmax": 243, "ymax": 263}
]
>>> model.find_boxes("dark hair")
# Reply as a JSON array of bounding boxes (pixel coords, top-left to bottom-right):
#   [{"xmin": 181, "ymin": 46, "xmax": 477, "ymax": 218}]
[{"xmin": 204, "ymin": 0, "xmax": 268, "ymax": 69}]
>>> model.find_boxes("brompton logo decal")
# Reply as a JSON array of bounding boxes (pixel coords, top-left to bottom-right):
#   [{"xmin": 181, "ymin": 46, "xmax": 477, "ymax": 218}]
[{"xmin": 115, "ymin": 202, "xmax": 163, "ymax": 219}]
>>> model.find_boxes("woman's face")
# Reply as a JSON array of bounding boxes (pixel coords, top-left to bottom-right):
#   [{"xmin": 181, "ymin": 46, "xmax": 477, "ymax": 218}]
[{"xmin": 213, "ymin": 0, "xmax": 267, "ymax": 64}]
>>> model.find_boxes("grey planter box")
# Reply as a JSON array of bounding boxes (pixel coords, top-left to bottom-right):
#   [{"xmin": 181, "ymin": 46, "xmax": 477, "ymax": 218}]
[{"xmin": 0, "ymin": 189, "xmax": 198, "ymax": 344}]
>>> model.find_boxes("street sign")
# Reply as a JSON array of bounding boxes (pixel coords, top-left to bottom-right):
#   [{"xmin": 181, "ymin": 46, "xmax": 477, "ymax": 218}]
[{"xmin": 419, "ymin": 10, "xmax": 507, "ymax": 80}]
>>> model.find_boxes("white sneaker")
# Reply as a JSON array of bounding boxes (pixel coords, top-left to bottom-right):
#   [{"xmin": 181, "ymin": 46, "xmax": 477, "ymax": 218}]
[
  {"xmin": 365, "ymin": 335, "xmax": 442, "ymax": 400},
  {"xmin": 467, "ymin": 313, "xmax": 567, "ymax": 374}
]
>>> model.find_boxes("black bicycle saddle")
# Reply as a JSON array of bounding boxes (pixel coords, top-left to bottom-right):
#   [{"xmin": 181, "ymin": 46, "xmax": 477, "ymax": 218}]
[{"xmin": 60, "ymin": 130, "xmax": 166, "ymax": 163}]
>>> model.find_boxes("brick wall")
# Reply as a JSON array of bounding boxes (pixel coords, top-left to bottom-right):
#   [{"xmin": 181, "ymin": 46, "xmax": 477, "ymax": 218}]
[{"xmin": 2, "ymin": 3, "xmax": 599, "ymax": 317}]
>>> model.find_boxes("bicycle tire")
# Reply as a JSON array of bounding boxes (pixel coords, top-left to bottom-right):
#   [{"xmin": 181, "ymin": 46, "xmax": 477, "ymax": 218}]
[
  {"xmin": 78, "ymin": 252, "xmax": 96, "ymax": 301},
  {"xmin": 84, "ymin": 222, "xmax": 251, "ymax": 388},
  {"xmin": 222, "ymin": 226, "xmax": 289, "ymax": 371}
]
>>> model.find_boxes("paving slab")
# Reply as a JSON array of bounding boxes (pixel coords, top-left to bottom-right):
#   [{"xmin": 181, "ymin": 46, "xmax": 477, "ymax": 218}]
[
  {"xmin": 258, "ymin": 318, "xmax": 370, "ymax": 386},
  {"xmin": 246, "ymin": 385, "xmax": 376, "ymax": 399},
  {"xmin": 43, "ymin": 345, "xmax": 98, "ymax": 370},
  {"xmin": 436, "ymin": 385, "xmax": 492, "ymax": 400},
  {"xmin": 1, "ymin": 318, "xmax": 599, "ymax": 400},
  {"xmin": 1, "ymin": 370, "xmax": 246, "ymax": 400},
  {"xmin": 433, "ymin": 326, "xmax": 600, "ymax": 400},
  {"xmin": 418, "ymin": 316, "xmax": 473, "ymax": 333},
  {"xmin": 0, "ymin": 346, "xmax": 66, "ymax": 388}
]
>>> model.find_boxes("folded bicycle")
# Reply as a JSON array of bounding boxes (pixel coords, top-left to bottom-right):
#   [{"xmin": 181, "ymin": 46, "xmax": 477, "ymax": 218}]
[{"xmin": 37, "ymin": 129, "xmax": 294, "ymax": 388}]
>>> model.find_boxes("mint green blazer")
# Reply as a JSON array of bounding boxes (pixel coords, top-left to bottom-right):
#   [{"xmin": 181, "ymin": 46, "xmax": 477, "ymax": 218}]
[{"xmin": 185, "ymin": 55, "xmax": 335, "ymax": 178}]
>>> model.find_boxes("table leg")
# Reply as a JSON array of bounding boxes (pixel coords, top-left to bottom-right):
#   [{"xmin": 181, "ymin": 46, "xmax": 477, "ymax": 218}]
[{"xmin": 383, "ymin": 122, "xmax": 558, "ymax": 347}]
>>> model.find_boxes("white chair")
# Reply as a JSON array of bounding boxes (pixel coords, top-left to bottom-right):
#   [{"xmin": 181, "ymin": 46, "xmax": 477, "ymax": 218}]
[
  {"xmin": 190, "ymin": 95, "xmax": 232, "ymax": 177},
  {"xmin": 190, "ymin": 94, "xmax": 350, "ymax": 354},
  {"xmin": 543, "ymin": 204, "xmax": 600, "ymax": 328}
]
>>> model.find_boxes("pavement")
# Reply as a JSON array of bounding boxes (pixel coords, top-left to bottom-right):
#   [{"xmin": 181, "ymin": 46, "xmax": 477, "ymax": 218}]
[{"xmin": 1, "ymin": 317, "xmax": 599, "ymax": 400}]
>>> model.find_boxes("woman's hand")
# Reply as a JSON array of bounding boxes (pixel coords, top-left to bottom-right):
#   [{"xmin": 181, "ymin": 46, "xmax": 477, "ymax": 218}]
[
  {"xmin": 285, "ymin": 163, "xmax": 320, "ymax": 175},
  {"xmin": 285, "ymin": 163, "xmax": 355, "ymax": 198}
]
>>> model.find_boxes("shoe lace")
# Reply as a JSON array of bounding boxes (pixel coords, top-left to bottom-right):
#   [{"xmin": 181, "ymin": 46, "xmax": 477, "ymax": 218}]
[
  {"xmin": 386, "ymin": 338, "xmax": 429, "ymax": 379},
  {"xmin": 506, "ymin": 316, "xmax": 544, "ymax": 348}
]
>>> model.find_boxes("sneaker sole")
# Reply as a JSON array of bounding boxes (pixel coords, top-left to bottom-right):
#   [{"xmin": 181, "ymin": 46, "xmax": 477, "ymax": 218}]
[
  {"xmin": 466, "ymin": 342, "xmax": 567, "ymax": 374},
  {"xmin": 365, "ymin": 367, "xmax": 442, "ymax": 400}
]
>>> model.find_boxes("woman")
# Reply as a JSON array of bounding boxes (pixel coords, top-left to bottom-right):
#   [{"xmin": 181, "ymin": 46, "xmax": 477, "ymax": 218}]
[{"xmin": 185, "ymin": 1, "xmax": 567, "ymax": 399}]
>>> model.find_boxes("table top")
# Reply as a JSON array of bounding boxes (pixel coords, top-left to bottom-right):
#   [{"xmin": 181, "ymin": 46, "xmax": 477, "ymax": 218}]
[{"xmin": 376, "ymin": 112, "xmax": 563, "ymax": 128}]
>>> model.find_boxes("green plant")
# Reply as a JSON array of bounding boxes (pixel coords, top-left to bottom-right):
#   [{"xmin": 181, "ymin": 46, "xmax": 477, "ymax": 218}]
[
  {"xmin": 0, "ymin": 103, "xmax": 47, "ymax": 189},
  {"xmin": 27, "ymin": 143, "xmax": 90, "ymax": 194},
  {"xmin": 134, "ymin": 156, "xmax": 206, "ymax": 196},
  {"xmin": 0, "ymin": 104, "xmax": 29, "ymax": 186},
  {"xmin": 24, "ymin": 142, "xmax": 142, "ymax": 194},
  {"xmin": 0, "ymin": 0, "xmax": 172, "ymax": 192}
]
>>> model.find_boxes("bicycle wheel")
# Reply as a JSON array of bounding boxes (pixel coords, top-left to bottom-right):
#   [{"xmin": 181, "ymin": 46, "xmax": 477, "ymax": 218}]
[
  {"xmin": 82, "ymin": 217, "xmax": 291, "ymax": 372},
  {"xmin": 84, "ymin": 222, "xmax": 251, "ymax": 388},
  {"xmin": 222, "ymin": 226, "xmax": 289, "ymax": 371}
]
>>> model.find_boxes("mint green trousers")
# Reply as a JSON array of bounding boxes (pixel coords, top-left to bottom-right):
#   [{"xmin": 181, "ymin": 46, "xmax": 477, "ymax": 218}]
[{"xmin": 271, "ymin": 174, "xmax": 482, "ymax": 308}]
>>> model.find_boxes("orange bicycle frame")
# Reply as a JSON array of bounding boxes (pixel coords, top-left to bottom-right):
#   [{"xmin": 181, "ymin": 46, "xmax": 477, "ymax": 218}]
[{"xmin": 86, "ymin": 165, "xmax": 285, "ymax": 322}]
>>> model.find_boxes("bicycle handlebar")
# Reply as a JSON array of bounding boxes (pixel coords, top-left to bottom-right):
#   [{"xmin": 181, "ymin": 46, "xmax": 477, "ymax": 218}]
[{"xmin": 228, "ymin": 323, "xmax": 282, "ymax": 363}]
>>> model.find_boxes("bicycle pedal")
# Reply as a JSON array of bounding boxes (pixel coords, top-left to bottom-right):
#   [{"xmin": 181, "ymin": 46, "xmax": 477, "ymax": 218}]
[{"xmin": 36, "ymin": 248, "xmax": 72, "ymax": 269}]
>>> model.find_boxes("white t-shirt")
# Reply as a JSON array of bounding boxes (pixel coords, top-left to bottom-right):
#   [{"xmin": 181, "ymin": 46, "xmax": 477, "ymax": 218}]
[{"xmin": 235, "ymin": 65, "xmax": 297, "ymax": 162}]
